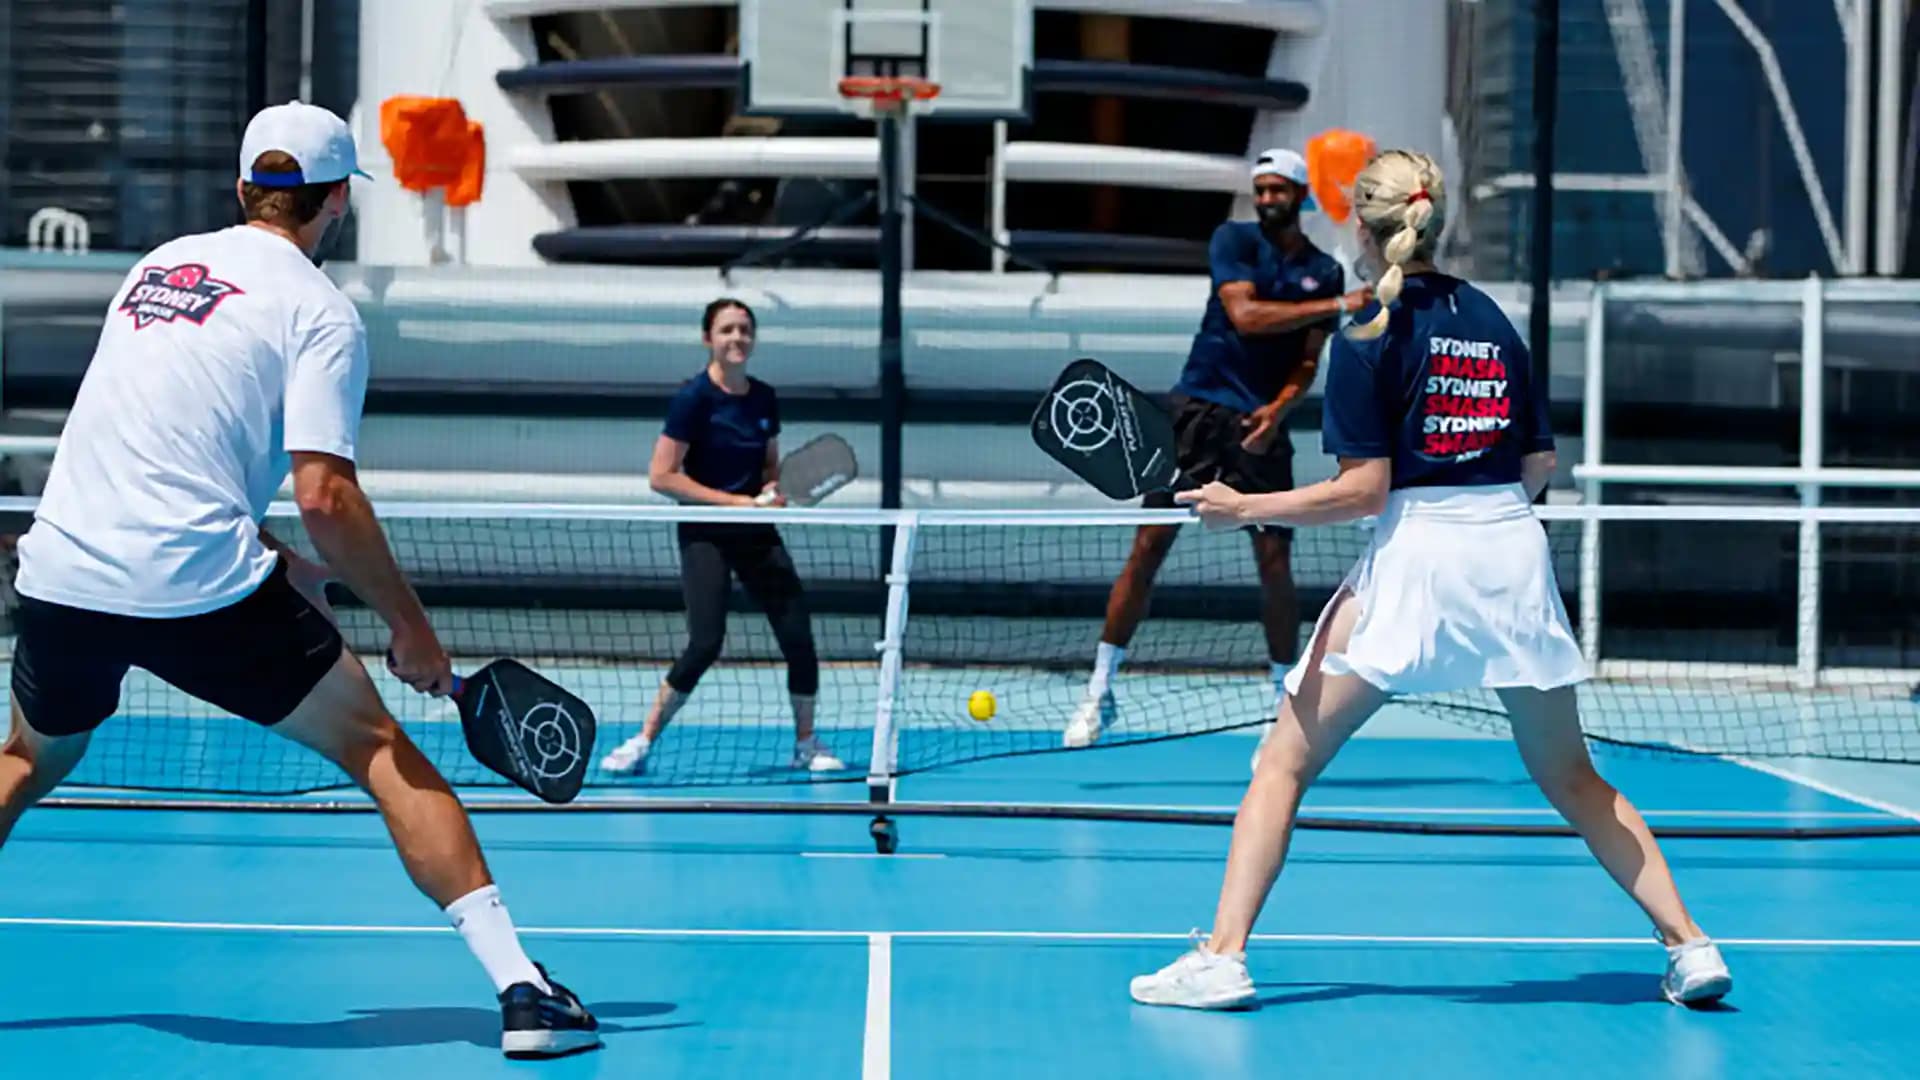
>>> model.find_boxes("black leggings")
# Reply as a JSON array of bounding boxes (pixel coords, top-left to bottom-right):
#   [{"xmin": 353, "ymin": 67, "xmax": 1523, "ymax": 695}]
[{"xmin": 667, "ymin": 522, "xmax": 819, "ymax": 696}]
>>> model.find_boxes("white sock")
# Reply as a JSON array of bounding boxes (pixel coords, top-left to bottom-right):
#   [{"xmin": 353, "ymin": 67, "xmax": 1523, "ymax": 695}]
[
  {"xmin": 446, "ymin": 884, "xmax": 549, "ymax": 995},
  {"xmin": 1089, "ymin": 641, "xmax": 1126, "ymax": 698}
]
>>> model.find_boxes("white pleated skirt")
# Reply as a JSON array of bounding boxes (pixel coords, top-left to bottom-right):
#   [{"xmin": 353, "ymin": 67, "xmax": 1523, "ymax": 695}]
[{"xmin": 1283, "ymin": 483, "xmax": 1589, "ymax": 697}]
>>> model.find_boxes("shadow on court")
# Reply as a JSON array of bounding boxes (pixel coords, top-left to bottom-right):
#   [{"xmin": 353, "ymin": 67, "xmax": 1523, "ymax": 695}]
[
  {"xmin": 1251, "ymin": 971, "xmax": 1740, "ymax": 1010},
  {"xmin": 0, "ymin": 1001, "xmax": 690, "ymax": 1049}
]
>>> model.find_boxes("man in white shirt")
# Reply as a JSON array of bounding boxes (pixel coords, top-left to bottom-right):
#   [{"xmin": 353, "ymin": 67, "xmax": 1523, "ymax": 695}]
[{"xmin": 0, "ymin": 102, "xmax": 599, "ymax": 1060}]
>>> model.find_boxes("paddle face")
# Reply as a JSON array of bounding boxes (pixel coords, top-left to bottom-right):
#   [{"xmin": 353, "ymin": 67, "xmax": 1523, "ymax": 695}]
[
  {"xmin": 777, "ymin": 434, "xmax": 859, "ymax": 506},
  {"xmin": 454, "ymin": 659, "xmax": 596, "ymax": 804},
  {"xmin": 1031, "ymin": 358, "xmax": 1182, "ymax": 500}
]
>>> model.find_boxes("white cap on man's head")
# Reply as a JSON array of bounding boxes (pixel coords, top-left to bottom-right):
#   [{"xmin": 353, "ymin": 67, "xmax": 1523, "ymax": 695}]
[
  {"xmin": 1250, "ymin": 147, "xmax": 1309, "ymax": 185},
  {"xmin": 239, "ymin": 101, "xmax": 371, "ymax": 187}
]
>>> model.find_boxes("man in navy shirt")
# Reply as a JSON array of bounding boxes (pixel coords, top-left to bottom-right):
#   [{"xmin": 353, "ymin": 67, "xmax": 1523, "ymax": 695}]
[{"xmin": 1065, "ymin": 148, "xmax": 1373, "ymax": 749}]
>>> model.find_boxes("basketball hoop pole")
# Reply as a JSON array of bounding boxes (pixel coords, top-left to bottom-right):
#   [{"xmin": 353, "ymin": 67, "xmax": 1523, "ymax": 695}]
[
  {"xmin": 842, "ymin": 81, "xmax": 933, "ymax": 517},
  {"xmin": 876, "ymin": 100, "xmax": 908, "ymax": 516}
]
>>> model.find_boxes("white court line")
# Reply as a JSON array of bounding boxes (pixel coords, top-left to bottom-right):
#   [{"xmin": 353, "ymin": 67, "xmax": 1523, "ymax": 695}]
[
  {"xmin": 1305, "ymin": 805, "xmax": 1897, "ymax": 820},
  {"xmin": 885, "ymin": 931, "xmax": 1920, "ymax": 949},
  {"xmin": 3, "ymin": 917, "xmax": 1920, "ymax": 949},
  {"xmin": 1724, "ymin": 757, "xmax": 1920, "ymax": 824},
  {"xmin": 863, "ymin": 933, "xmax": 892, "ymax": 1080}
]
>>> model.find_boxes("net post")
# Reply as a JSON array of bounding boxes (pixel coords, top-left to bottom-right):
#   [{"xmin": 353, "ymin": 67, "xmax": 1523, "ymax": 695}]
[
  {"xmin": 1796, "ymin": 274, "xmax": 1825, "ymax": 689},
  {"xmin": 1578, "ymin": 283, "xmax": 1606, "ymax": 665},
  {"xmin": 867, "ymin": 514, "xmax": 919, "ymax": 806},
  {"xmin": 877, "ymin": 108, "xmax": 906, "ymax": 513}
]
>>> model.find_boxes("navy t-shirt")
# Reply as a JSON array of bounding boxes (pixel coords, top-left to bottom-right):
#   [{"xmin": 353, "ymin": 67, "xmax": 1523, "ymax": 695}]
[
  {"xmin": 1321, "ymin": 273, "xmax": 1553, "ymax": 490},
  {"xmin": 1173, "ymin": 221, "xmax": 1345, "ymax": 414},
  {"xmin": 662, "ymin": 373, "xmax": 780, "ymax": 495}
]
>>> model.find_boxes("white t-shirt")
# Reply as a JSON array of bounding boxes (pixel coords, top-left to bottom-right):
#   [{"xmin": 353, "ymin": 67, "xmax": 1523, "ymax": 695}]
[{"xmin": 15, "ymin": 225, "xmax": 369, "ymax": 617}]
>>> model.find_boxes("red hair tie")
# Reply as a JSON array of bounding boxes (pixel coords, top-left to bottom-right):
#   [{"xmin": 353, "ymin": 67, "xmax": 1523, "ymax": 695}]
[{"xmin": 1408, "ymin": 189, "xmax": 1431, "ymax": 204}]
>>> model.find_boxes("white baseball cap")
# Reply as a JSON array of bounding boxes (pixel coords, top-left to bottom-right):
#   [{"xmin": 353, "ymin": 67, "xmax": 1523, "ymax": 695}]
[
  {"xmin": 239, "ymin": 101, "xmax": 371, "ymax": 187},
  {"xmin": 1250, "ymin": 147, "xmax": 1309, "ymax": 185}
]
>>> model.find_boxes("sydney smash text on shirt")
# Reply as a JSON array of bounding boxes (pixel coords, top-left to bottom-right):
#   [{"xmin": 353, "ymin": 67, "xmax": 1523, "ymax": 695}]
[{"xmin": 1420, "ymin": 336, "xmax": 1511, "ymax": 460}]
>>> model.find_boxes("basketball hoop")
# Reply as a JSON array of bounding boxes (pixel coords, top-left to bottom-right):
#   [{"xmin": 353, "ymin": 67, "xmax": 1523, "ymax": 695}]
[{"xmin": 838, "ymin": 76, "xmax": 942, "ymax": 117}]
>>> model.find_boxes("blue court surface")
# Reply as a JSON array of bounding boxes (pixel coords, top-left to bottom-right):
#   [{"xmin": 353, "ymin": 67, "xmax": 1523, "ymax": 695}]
[{"xmin": 4, "ymin": 706, "xmax": 1920, "ymax": 1079}]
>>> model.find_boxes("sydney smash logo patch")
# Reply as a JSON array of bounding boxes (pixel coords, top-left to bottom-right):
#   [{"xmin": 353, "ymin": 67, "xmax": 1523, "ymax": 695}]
[{"xmin": 118, "ymin": 264, "xmax": 243, "ymax": 330}]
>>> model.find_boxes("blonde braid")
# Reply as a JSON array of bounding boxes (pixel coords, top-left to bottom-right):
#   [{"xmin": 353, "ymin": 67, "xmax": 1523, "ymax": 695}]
[{"xmin": 1346, "ymin": 150, "xmax": 1447, "ymax": 341}]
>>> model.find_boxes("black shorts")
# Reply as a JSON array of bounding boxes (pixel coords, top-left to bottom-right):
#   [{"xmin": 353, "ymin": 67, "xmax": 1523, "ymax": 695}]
[
  {"xmin": 1142, "ymin": 395, "xmax": 1296, "ymax": 523},
  {"xmin": 11, "ymin": 559, "xmax": 345, "ymax": 737}
]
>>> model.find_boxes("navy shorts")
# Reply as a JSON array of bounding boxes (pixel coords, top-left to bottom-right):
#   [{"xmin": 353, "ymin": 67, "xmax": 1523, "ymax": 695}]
[{"xmin": 11, "ymin": 559, "xmax": 344, "ymax": 737}]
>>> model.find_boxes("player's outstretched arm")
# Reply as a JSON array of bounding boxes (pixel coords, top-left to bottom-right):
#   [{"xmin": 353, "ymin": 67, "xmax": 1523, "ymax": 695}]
[
  {"xmin": 290, "ymin": 451, "xmax": 451, "ymax": 694},
  {"xmin": 1219, "ymin": 282, "xmax": 1371, "ymax": 337},
  {"xmin": 1179, "ymin": 457, "xmax": 1390, "ymax": 529}
]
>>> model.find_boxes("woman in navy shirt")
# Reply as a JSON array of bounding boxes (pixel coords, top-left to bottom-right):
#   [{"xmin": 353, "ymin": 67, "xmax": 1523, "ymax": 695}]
[
  {"xmin": 599, "ymin": 299, "xmax": 843, "ymax": 776},
  {"xmin": 1130, "ymin": 151, "xmax": 1731, "ymax": 1010}
]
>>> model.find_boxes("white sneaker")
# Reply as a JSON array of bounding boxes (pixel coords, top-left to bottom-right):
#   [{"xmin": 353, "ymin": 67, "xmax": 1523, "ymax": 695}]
[
  {"xmin": 793, "ymin": 737, "xmax": 846, "ymax": 772},
  {"xmin": 1129, "ymin": 933, "xmax": 1257, "ymax": 1010},
  {"xmin": 1662, "ymin": 937, "xmax": 1732, "ymax": 1006},
  {"xmin": 599, "ymin": 733, "xmax": 651, "ymax": 774},
  {"xmin": 1064, "ymin": 691, "xmax": 1116, "ymax": 749}
]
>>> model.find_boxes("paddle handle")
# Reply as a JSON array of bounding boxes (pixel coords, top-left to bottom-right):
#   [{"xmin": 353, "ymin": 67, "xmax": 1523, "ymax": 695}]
[{"xmin": 387, "ymin": 649, "xmax": 465, "ymax": 698}]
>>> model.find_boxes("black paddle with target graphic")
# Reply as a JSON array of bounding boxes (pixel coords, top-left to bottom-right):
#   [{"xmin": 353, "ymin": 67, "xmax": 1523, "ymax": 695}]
[
  {"xmin": 452, "ymin": 659, "xmax": 597, "ymax": 804},
  {"xmin": 1030, "ymin": 358, "xmax": 1183, "ymax": 500}
]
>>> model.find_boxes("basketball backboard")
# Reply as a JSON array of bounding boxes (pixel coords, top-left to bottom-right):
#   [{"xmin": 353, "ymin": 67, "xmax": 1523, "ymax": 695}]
[{"xmin": 740, "ymin": 0, "xmax": 1031, "ymax": 121}]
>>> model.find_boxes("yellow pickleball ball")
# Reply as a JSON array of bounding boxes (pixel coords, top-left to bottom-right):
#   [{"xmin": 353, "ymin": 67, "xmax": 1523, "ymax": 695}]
[{"xmin": 967, "ymin": 690, "xmax": 997, "ymax": 722}]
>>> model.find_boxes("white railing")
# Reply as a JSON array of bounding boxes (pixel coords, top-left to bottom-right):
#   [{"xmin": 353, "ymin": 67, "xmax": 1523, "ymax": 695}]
[{"xmin": 1570, "ymin": 275, "xmax": 1920, "ymax": 690}]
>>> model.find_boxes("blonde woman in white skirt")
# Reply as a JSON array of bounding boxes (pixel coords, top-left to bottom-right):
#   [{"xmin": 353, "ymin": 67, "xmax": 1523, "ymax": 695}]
[{"xmin": 1129, "ymin": 150, "xmax": 1732, "ymax": 1011}]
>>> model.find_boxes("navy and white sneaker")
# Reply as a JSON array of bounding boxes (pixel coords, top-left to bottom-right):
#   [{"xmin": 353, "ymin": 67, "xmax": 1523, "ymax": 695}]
[{"xmin": 500, "ymin": 964, "xmax": 601, "ymax": 1058}]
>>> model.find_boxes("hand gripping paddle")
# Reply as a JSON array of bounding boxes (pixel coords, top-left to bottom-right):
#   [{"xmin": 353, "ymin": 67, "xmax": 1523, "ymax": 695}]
[{"xmin": 755, "ymin": 434, "xmax": 859, "ymax": 507}]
